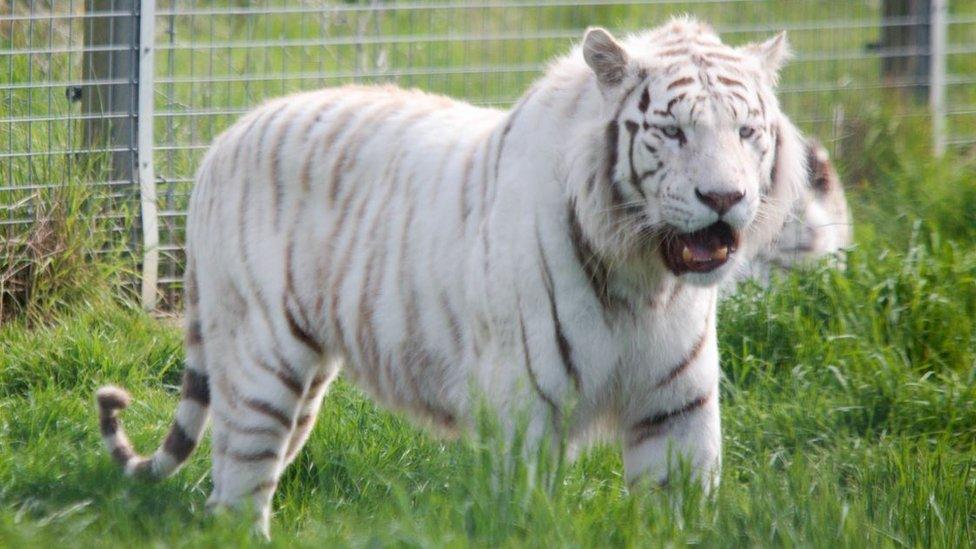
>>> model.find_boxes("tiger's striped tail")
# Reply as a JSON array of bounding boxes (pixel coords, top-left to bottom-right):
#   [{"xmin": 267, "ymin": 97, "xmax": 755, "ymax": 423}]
[{"xmin": 95, "ymin": 365, "xmax": 210, "ymax": 480}]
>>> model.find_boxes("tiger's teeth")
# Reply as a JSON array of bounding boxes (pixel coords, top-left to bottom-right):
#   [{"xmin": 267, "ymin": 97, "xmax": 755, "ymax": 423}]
[
  {"xmin": 712, "ymin": 246, "xmax": 729, "ymax": 261},
  {"xmin": 681, "ymin": 246, "xmax": 693, "ymax": 264}
]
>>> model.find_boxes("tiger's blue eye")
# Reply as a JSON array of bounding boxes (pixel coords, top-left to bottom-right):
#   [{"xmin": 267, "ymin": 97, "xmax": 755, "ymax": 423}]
[
  {"xmin": 739, "ymin": 126, "xmax": 756, "ymax": 139},
  {"xmin": 662, "ymin": 125, "xmax": 683, "ymax": 139}
]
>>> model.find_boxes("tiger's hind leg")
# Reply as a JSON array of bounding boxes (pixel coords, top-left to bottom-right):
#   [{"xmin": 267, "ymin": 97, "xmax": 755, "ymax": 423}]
[{"xmin": 204, "ymin": 317, "xmax": 324, "ymax": 537}]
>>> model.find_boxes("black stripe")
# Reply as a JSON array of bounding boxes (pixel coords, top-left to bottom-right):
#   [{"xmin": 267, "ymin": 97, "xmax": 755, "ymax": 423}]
[
  {"xmin": 658, "ymin": 47, "xmax": 689, "ymax": 58},
  {"xmin": 717, "ymin": 75, "xmax": 745, "ymax": 89},
  {"xmin": 254, "ymin": 355, "xmax": 303, "ymax": 396},
  {"xmin": 458, "ymin": 141, "xmax": 478, "ymax": 224},
  {"xmin": 186, "ymin": 320, "xmax": 203, "ymax": 346},
  {"xmin": 655, "ymin": 323, "xmax": 709, "ymax": 388},
  {"xmin": 111, "ymin": 445, "xmax": 135, "ymax": 464},
  {"xmin": 236, "ymin": 106, "xmax": 296, "ymax": 357},
  {"xmin": 181, "ymin": 369, "xmax": 211, "ymax": 406},
  {"xmin": 666, "ymin": 94, "xmax": 685, "ymax": 115},
  {"xmin": 307, "ymin": 373, "xmax": 328, "ymax": 394},
  {"xmin": 250, "ymin": 479, "xmax": 278, "ymax": 495},
  {"xmin": 329, "ymin": 177, "xmax": 375, "ymax": 358},
  {"xmin": 535, "ymin": 225, "xmax": 582, "ymax": 390},
  {"xmin": 244, "ymin": 398, "xmax": 293, "ymax": 429},
  {"xmin": 295, "ymin": 96, "xmax": 340, "ymax": 190},
  {"xmin": 638, "ymin": 161, "xmax": 664, "ymax": 183},
  {"xmin": 274, "ymin": 367, "xmax": 304, "ymax": 397},
  {"xmin": 329, "ymin": 102, "xmax": 404, "ymax": 206},
  {"xmin": 283, "ymin": 237, "xmax": 315, "ymax": 341},
  {"xmin": 440, "ymin": 292, "xmax": 464, "ymax": 358},
  {"xmin": 637, "ymin": 86, "xmax": 650, "ymax": 112},
  {"xmin": 495, "ymin": 87, "xmax": 537, "ymax": 178},
  {"xmin": 397, "ymin": 190, "xmax": 458, "ymax": 428},
  {"xmin": 100, "ymin": 415, "xmax": 119, "ymax": 437},
  {"xmin": 219, "ymin": 416, "xmax": 285, "ymax": 438},
  {"xmin": 604, "ymin": 121, "xmax": 629, "ymax": 210},
  {"xmin": 274, "ymin": 349, "xmax": 307, "ymax": 394},
  {"xmin": 270, "ymin": 109, "xmax": 298, "ymax": 230},
  {"xmin": 230, "ymin": 111, "xmax": 264, "ymax": 168},
  {"xmin": 667, "ymin": 76, "xmax": 695, "ymax": 90},
  {"xmin": 567, "ymin": 201, "xmax": 616, "ymax": 315},
  {"xmin": 604, "ymin": 82, "xmax": 644, "ymax": 215},
  {"xmin": 729, "ymin": 90, "xmax": 749, "ymax": 105},
  {"xmin": 228, "ymin": 449, "xmax": 279, "ymax": 462},
  {"xmin": 624, "ymin": 120, "xmax": 647, "ymax": 199},
  {"xmin": 604, "ymin": 120, "xmax": 619, "ymax": 185},
  {"xmin": 295, "ymin": 413, "xmax": 314, "ymax": 429},
  {"xmin": 689, "ymin": 99, "xmax": 702, "ymax": 127},
  {"xmin": 254, "ymin": 102, "xmax": 290, "ymax": 163},
  {"xmin": 284, "ymin": 303, "xmax": 324, "ymax": 354},
  {"xmin": 707, "ymin": 51, "xmax": 745, "ymax": 63},
  {"xmin": 769, "ymin": 124, "xmax": 781, "ymax": 190},
  {"xmin": 517, "ymin": 307, "xmax": 561, "ymax": 423},
  {"xmin": 163, "ymin": 422, "xmax": 196, "ymax": 461},
  {"xmin": 631, "ymin": 394, "xmax": 710, "ymax": 446},
  {"xmin": 356, "ymin": 151, "xmax": 402, "ymax": 386}
]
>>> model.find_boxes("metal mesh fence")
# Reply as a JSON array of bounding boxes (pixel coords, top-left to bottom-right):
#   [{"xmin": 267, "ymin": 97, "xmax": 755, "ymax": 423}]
[
  {"xmin": 3, "ymin": 0, "xmax": 975, "ymax": 309},
  {"xmin": 2, "ymin": 0, "xmax": 143, "ymax": 314}
]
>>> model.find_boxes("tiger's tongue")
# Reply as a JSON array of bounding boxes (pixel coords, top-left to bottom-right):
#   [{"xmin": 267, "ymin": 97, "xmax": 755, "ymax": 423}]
[{"xmin": 680, "ymin": 234, "xmax": 729, "ymax": 263}]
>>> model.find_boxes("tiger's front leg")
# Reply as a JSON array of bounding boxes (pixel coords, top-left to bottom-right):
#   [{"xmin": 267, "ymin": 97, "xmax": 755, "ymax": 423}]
[{"xmin": 619, "ymin": 390, "xmax": 722, "ymax": 492}]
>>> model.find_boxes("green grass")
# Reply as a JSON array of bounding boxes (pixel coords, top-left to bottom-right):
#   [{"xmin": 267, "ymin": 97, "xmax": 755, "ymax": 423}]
[
  {"xmin": 1, "ymin": 123, "xmax": 975, "ymax": 546},
  {"xmin": 3, "ymin": 1, "xmax": 976, "ymax": 546},
  {"xmin": 0, "ymin": 243, "xmax": 974, "ymax": 547}
]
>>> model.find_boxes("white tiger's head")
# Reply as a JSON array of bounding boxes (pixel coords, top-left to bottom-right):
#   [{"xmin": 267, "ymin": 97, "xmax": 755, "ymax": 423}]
[
  {"xmin": 573, "ymin": 19, "xmax": 804, "ymax": 288},
  {"xmin": 765, "ymin": 138, "xmax": 852, "ymax": 269}
]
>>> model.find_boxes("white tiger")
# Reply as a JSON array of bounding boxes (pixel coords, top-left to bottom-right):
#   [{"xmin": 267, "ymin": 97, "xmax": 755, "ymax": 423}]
[
  {"xmin": 728, "ymin": 138, "xmax": 852, "ymax": 289},
  {"xmin": 95, "ymin": 18, "xmax": 806, "ymax": 536}
]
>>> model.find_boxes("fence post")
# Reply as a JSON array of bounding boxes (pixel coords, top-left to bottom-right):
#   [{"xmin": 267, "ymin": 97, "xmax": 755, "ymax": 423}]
[
  {"xmin": 82, "ymin": 0, "xmax": 138, "ymax": 183},
  {"xmin": 930, "ymin": 0, "xmax": 947, "ymax": 157},
  {"xmin": 879, "ymin": 0, "xmax": 931, "ymax": 100},
  {"xmin": 138, "ymin": 0, "xmax": 159, "ymax": 310}
]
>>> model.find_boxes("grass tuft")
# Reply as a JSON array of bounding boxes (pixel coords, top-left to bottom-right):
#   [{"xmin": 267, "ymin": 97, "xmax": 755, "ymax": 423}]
[{"xmin": 0, "ymin": 179, "xmax": 135, "ymax": 327}]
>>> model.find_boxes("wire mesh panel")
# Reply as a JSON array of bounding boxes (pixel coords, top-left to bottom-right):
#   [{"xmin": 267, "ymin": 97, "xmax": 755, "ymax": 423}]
[
  {"xmin": 150, "ymin": 0, "xmax": 976, "ymax": 304},
  {"xmin": 947, "ymin": 1, "xmax": 976, "ymax": 146},
  {"xmin": 1, "ymin": 0, "xmax": 142, "ymax": 314},
  {"xmin": 4, "ymin": 1, "xmax": 975, "ymax": 309}
]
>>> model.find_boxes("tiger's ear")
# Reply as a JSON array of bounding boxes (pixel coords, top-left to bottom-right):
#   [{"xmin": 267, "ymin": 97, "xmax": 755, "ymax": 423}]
[
  {"xmin": 583, "ymin": 27, "xmax": 630, "ymax": 89},
  {"xmin": 744, "ymin": 31, "xmax": 790, "ymax": 84},
  {"xmin": 805, "ymin": 138, "xmax": 836, "ymax": 191}
]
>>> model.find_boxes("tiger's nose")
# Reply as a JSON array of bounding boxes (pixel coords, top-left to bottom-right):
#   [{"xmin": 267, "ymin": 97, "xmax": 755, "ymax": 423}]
[{"xmin": 695, "ymin": 189, "xmax": 744, "ymax": 215}]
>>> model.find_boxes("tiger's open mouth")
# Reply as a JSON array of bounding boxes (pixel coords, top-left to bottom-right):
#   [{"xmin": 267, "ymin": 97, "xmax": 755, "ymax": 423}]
[{"xmin": 661, "ymin": 222, "xmax": 740, "ymax": 275}]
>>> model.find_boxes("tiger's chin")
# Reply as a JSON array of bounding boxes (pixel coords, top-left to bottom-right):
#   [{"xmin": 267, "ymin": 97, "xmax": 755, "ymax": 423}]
[{"xmin": 660, "ymin": 221, "xmax": 741, "ymax": 286}]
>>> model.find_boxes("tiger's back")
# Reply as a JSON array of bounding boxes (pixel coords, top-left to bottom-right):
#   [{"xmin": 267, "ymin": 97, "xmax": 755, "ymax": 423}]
[{"xmin": 190, "ymin": 86, "xmax": 504, "ymax": 421}]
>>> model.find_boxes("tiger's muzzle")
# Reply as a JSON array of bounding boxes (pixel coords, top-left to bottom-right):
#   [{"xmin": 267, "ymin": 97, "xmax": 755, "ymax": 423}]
[{"xmin": 660, "ymin": 221, "xmax": 740, "ymax": 275}]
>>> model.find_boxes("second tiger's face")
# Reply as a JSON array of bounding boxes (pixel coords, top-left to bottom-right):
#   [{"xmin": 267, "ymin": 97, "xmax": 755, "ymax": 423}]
[{"xmin": 769, "ymin": 140, "xmax": 852, "ymax": 268}]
